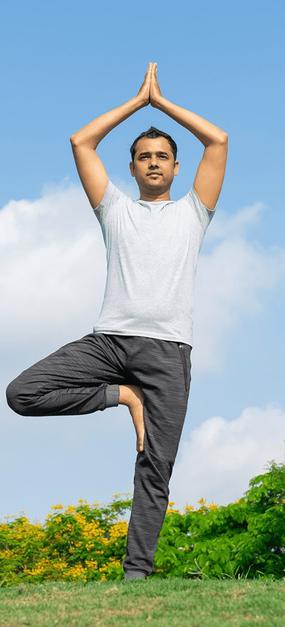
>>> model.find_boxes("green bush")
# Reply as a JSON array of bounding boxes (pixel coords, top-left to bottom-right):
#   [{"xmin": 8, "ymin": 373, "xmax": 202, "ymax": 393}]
[
  {"xmin": 0, "ymin": 460, "xmax": 284, "ymax": 586},
  {"xmin": 155, "ymin": 459, "xmax": 285, "ymax": 580}
]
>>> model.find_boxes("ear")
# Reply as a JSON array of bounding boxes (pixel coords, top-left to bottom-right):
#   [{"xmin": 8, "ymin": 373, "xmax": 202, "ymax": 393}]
[
  {"xmin": 129, "ymin": 161, "xmax": 134, "ymax": 177},
  {"xmin": 174, "ymin": 160, "xmax": 180, "ymax": 176}
]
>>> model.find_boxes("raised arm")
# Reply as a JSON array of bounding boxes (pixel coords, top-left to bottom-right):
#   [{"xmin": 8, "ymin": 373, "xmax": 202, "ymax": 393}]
[
  {"xmin": 150, "ymin": 63, "xmax": 228, "ymax": 211},
  {"xmin": 69, "ymin": 63, "xmax": 154, "ymax": 209}
]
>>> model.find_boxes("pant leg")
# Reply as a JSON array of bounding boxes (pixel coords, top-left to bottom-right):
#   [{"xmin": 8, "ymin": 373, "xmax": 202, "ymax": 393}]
[
  {"xmin": 5, "ymin": 332, "xmax": 128, "ymax": 417},
  {"xmin": 119, "ymin": 336, "xmax": 192, "ymax": 577}
]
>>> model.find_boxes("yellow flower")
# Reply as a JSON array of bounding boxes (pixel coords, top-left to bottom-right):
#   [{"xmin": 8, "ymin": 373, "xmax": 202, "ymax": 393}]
[
  {"xmin": 52, "ymin": 560, "xmax": 68, "ymax": 571},
  {"xmin": 23, "ymin": 566, "xmax": 45, "ymax": 576},
  {"xmin": 108, "ymin": 521, "xmax": 128, "ymax": 540},
  {"xmin": 82, "ymin": 520, "xmax": 102, "ymax": 539},
  {"xmin": 66, "ymin": 505, "xmax": 76, "ymax": 513},
  {"xmin": 108, "ymin": 558, "xmax": 121, "ymax": 567},
  {"xmin": 23, "ymin": 557, "xmax": 53, "ymax": 577},
  {"xmin": 98, "ymin": 565, "xmax": 108, "ymax": 572},
  {"xmin": 50, "ymin": 504, "xmax": 64, "ymax": 510},
  {"xmin": 74, "ymin": 513, "xmax": 87, "ymax": 526},
  {"xmin": 85, "ymin": 559, "xmax": 98, "ymax": 568},
  {"xmin": 0, "ymin": 549, "xmax": 14, "ymax": 558},
  {"xmin": 184, "ymin": 504, "xmax": 195, "ymax": 512},
  {"xmin": 166, "ymin": 501, "xmax": 180, "ymax": 514},
  {"xmin": 63, "ymin": 564, "xmax": 87, "ymax": 581}
]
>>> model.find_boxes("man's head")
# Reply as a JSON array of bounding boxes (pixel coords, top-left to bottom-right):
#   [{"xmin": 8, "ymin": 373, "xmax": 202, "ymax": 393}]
[{"xmin": 129, "ymin": 126, "xmax": 179, "ymax": 200}]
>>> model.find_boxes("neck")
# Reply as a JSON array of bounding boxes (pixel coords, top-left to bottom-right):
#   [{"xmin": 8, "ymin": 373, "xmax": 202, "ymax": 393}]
[{"xmin": 139, "ymin": 190, "xmax": 171, "ymax": 202}]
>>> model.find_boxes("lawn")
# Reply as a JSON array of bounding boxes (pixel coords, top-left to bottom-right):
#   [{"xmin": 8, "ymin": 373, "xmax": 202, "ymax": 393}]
[{"xmin": 0, "ymin": 578, "xmax": 284, "ymax": 626}]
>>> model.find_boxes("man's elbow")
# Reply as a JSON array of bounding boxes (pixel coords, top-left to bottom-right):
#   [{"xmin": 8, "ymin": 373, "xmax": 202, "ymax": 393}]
[
  {"xmin": 209, "ymin": 133, "xmax": 228, "ymax": 146},
  {"xmin": 221, "ymin": 133, "xmax": 228, "ymax": 143},
  {"xmin": 70, "ymin": 134, "xmax": 80, "ymax": 146}
]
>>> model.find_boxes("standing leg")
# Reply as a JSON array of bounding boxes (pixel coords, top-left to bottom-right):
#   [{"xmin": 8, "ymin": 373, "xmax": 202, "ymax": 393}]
[
  {"xmin": 5, "ymin": 332, "xmax": 128, "ymax": 417},
  {"xmin": 121, "ymin": 336, "xmax": 192, "ymax": 579}
]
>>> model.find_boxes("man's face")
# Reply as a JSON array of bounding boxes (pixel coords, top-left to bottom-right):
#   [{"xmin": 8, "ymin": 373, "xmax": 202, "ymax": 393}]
[{"xmin": 129, "ymin": 136, "xmax": 179, "ymax": 196}]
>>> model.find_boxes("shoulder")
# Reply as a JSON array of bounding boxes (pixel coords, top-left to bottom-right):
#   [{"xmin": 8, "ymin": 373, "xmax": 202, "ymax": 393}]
[
  {"xmin": 93, "ymin": 179, "xmax": 131, "ymax": 212},
  {"xmin": 177, "ymin": 185, "xmax": 217, "ymax": 231}
]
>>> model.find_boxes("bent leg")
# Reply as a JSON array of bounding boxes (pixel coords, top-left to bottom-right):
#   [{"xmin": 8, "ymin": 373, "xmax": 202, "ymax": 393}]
[{"xmin": 5, "ymin": 332, "xmax": 127, "ymax": 417}]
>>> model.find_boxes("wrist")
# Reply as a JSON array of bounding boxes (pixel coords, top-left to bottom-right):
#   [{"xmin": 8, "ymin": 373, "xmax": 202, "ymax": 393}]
[
  {"xmin": 133, "ymin": 94, "xmax": 149, "ymax": 109},
  {"xmin": 119, "ymin": 96, "xmax": 148, "ymax": 117},
  {"xmin": 152, "ymin": 95, "xmax": 167, "ymax": 110}
]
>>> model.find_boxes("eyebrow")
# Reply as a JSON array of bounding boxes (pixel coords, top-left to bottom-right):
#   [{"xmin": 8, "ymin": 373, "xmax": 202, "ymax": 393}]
[{"xmin": 137, "ymin": 151, "xmax": 169, "ymax": 157}]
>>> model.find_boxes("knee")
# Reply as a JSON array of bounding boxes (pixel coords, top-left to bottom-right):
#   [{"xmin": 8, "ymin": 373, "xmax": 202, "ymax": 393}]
[{"xmin": 5, "ymin": 379, "xmax": 28, "ymax": 416}]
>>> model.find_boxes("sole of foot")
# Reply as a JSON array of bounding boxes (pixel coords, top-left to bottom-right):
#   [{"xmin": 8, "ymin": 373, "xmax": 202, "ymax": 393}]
[{"xmin": 119, "ymin": 384, "xmax": 145, "ymax": 453}]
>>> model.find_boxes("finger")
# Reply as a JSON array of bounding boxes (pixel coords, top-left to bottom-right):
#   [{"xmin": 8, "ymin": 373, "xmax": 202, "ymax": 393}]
[
  {"xmin": 145, "ymin": 62, "xmax": 152, "ymax": 77},
  {"xmin": 145, "ymin": 64, "xmax": 151, "ymax": 80},
  {"xmin": 147, "ymin": 63, "xmax": 154, "ymax": 82}
]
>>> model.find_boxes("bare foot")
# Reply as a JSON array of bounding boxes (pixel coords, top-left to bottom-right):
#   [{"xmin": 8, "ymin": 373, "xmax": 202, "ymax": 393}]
[{"xmin": 119, "ymin": 384, "xmax": 145, "ymax": 453}]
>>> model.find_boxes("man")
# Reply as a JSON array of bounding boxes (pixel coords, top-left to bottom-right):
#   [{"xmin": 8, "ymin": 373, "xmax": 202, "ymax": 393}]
[{"xmin": 6, "ymin": 62, "xmax": 228, "ymax": 581}]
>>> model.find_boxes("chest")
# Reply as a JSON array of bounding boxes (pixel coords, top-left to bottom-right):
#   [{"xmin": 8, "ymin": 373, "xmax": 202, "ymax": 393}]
[{"xmin": 122, "ymin": 205, "xmax": 193, "ymax": 250}]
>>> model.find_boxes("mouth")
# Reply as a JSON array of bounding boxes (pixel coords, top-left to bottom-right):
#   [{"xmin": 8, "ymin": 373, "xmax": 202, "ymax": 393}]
[{"xmin": 147, "ymin": 173, "xmax": 162, "ymax": 177}]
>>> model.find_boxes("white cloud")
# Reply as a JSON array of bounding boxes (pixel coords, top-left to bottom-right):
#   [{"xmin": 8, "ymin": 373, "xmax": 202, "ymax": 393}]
[
  {"xmin": 193, "ymin": 205, "xmax": 285, "ymax": 371},
  {"xmin": 170, "ymin": 403, "xmax": 285, "ymax": 509},
  {"xmin": 0, "ymin": 179, "xmax": 108, "ymax": 348},
  {"xmin": 205, "ymin": 201, "xmax": 266, "ymax": 243}
]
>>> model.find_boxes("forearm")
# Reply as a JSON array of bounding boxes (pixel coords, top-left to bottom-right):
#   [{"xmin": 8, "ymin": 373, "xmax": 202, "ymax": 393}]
[
  {"xmin": 70, "ymin": 96, "xmax": 145, "ymax": 148},
  {"xmin": 155, "ymin": 96, "xmax": 228, "ymax": 147}
]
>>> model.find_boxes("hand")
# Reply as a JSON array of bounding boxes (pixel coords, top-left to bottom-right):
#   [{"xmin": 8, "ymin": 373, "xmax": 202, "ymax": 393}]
[
  {"xmin": 150, "ymin": 62, "xmax": 163, "ymax": 107},
  {"xmin": 136, "ymin": 62, "xmax": 153, "ymax": 107}
]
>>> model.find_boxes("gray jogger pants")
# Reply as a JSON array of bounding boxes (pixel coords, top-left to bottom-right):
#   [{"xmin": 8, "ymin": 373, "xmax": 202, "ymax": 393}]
[{"xmin": 5, "ymin": 332, "xmax": 192, "ymax": 578}]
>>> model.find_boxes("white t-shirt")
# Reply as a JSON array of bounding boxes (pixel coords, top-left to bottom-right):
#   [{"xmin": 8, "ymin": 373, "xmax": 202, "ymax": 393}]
[{"xmin": 92, "ymin": 179, "xmax": 216, "ymax": 347}]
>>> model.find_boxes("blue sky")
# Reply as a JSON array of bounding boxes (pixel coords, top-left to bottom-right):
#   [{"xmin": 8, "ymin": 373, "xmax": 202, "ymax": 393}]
[{"xmin": 1, "ymin": 0, "xmax": 285, "ymax": 524}]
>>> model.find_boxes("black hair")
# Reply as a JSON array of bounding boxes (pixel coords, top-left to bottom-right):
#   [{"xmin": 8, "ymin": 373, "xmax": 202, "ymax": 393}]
[{"xmin": 130, "ymin": 126, "xmax": 177, "ymax": 163}]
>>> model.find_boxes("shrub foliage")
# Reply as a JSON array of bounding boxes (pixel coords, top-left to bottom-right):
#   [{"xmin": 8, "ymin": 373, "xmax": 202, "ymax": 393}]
[{"xmin": 0, "ymin": 460, "xmax": 284, "ymax": 586}]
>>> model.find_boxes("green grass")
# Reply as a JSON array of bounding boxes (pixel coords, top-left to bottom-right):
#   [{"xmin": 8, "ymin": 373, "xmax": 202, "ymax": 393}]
[{"xmin": 0, "ymin": 578, "xmax": 284, "ymax": 626}]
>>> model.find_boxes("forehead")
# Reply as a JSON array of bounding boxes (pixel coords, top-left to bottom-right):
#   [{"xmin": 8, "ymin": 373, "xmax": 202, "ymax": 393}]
[{"xmin": 135, "ymin": 136, "xmax": 171, "ymax": 154}]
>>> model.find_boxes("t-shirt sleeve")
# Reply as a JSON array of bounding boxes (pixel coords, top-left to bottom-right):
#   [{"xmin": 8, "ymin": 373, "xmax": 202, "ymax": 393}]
[
  {"xmin": 185, "ymin": 185, "xmax": 216, "ymax": 232},
  {"xmin": 92, "ymin": 179, "xmax": 121, "ymax": 217}
]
